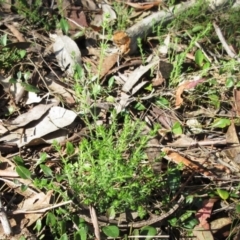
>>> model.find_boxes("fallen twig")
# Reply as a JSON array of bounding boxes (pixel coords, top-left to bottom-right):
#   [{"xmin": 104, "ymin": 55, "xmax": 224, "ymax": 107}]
[
  {"xmin": 0, "ymin": 196, "xmax": 12, "ymax": 236},
  {"xmin": 113, "ymin": 0, "xmax": 233, "ymax": 55}
]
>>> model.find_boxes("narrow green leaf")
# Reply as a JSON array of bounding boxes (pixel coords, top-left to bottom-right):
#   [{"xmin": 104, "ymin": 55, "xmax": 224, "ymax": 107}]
[
  {"xmin": 102, "ymin": 225, "xmax": 119, "ymax": 238},
  {"xmin": 66, "ymin": 142, "xmax": 74, "ymax": 156},
  {"xmin": 16, "ymin": 166, "xmax": 31, "ymax": 179},
  {"xmin": 108, "ymin": 76, "xmax": 115, "ymax": 88},
  {"xmin": 21, "ymin": 82, "xmax": 40, "ymax": 93},
  {"xmin": 46, "ymin": 212, "xmax": 56, "ymax": 226},
  {"xmin": 36, "ymin": 152, "xmax": 47, "ymax": 165},
  {"xmin": 40, "ymin": 164, "xmax": 53, "ymax": 177},
  {"xmin": 195, "ymin": 49, "xmax": 204, "ymax": 66},
  {"xmin": 60, "ymin": 18, "xmax": 69, "ymax": 35},
  {"xmin": 35, "ymin": 219, "xmax": 42, "ymax": 232},
  {"xmin": 192, "ymin": 25, "xmax": 204, "ymax": 32}
]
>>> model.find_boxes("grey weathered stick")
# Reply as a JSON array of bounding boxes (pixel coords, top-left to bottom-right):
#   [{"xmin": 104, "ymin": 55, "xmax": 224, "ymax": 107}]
[{"xmin": 0, "ymin": 196, "xmax": 12, "ymax": 235}]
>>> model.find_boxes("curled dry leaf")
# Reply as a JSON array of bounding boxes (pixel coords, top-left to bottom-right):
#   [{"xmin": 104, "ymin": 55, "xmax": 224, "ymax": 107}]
[
  {"xmin": 163, "ymin": 148, "xmax": 214, "ymax": 177},
  {"xmin": 0, "ymin": 106, "xmax": 77, "ymax": 147},
  {"xmin": 122, "ymin": 60, "xmax": 158, "ymax": 93},
  {"xmin": 175, "ymin": 77, "xmax": 206, "ymax": 107},
  {"xmin": 7, "ymin": 102, "xmax": 58, "ymax": 129},
  {"xmin": 50, "ymin": 34, "xmax": 82, "ymax": 76},
  {"xmin": 224, "ymin": 121, "xmax": 240, "ymax": 163}
]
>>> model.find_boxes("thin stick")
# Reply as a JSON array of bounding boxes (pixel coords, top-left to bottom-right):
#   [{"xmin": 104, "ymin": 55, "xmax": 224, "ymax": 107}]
[
  {"xmin": 0, "ymin": 195, "xmax": 12, "ymax": 235},
  {"xmin": 212, "ymin": 21, "xmax": 239, "ymax": 60}
]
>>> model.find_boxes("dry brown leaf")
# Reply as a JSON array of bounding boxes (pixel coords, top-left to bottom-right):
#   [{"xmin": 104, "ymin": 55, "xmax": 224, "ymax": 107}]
[
  {"xmin": 210, "ymin": 217, "xmax": 231, "ymax": 233},
  {"xmin": 65, "ymin": 7, "xmax": 88, "ymax": 33},
  {"xmin": 113, "ymin": 31, "xmax": 131, "ymax": 55},
  {"xmin": 100, "ymin": 53, "xmax": 118, "ymax": 78},
  {"xmin": 5, "ymin": 23, "xmax": 26, "ymax": 42},
  {"xmin": 15, "ymin": 191, "xmax": 53, "ymax": 227},
  {"xmin": 50, "ymin": 34, "xmax": 82, "ymax": 76},
  {"xmin": 0, "ymin": 106, "xmax": 77, "ymax": 147},
  {"xmin": 175, "ymin": 78, "xmax": 206, "ymax": 107},
  {"xmin": 193, "ymin": 226, "xmax": 214, "ymax": 240},
  {"xmin": 163, "ymin": 148, "xmax": 214, "ymax": 177},
  {"xmin": 195, "ymin": 198, "xmax": 217, "ymax": 229},
  {"xmin": 120, "ymin": 0, "xmax": 164, "ymax": 10},
  {"xmin": 122, "ymin": 60, "xmax": 158, "ymax": 93},
  {"xmin": 224, "ymin": 121, "xmax": 240, "ymax": 163},
  {"xmin": 168, "ymin": 135, "xmax": 197, "ymax": 147}
]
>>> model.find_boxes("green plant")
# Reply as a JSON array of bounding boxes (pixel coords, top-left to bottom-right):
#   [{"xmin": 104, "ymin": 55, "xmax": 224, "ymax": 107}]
[
  {"xmin": 113, "ymin": 2, "xmax": 132, "ymax": 30},
  {"xmin": 0, "ymin": 35, "xmax": 27, "ymax": 69},
  {"xmin": 14, "ymin": 0, "xmax": 58, "ymax": 30},
  {"xmin": 137, "ymin": 37, "xmax": 147, "ymax": 64},
  {"xmin": 59, "ymin": 112, "xmax": 161, "ymax": 213}
]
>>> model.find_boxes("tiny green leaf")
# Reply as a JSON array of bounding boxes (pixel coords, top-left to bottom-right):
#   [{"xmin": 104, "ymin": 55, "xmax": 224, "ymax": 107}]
[
  {"xmin": 106, "ymin": 207, "xmax": 116, "ymax": 219},
  {"xmin": 236, "ymin": 204, "xmax": 240, "ymax": 213},
  {"xmin": 46, "ymin": 212, "xmax": 56, "ymax": 226},
  {"xmin": 192, "ymin": 25, "xmax": 204, "ymax": 32},
  {"xmin": 155, "ymin": 97, "xmax": 169, "ymax": 107},
  {"xmin": 102, "ymin": 225, "xmax": 119, "ymax": 238},
  {"xmin": 172, "ymin": 121, "xmax": 183, "ymax": 135},
  {"xmin": 0, "ymin": 34, "xmax": 7, "ymax": 46},
  {"xmin": 13, "ymin": 156, "xmax": 24, "ymax": 166},
  {"xmin": 18, "ymin": 49, "xmax": 26, "ymax": 58},
  {"xmin": 225, "ymin": 77, "xmax": 234, "ymax": 88},
  {"xmin": 144, "ymin": 84, "xmax": 153, "ymax": 91},
  {"xmin": 140, "ymin": 226, "xmax": 157, "ymax": 239},
  {"xmin": 20, "ymin": 184, "xmax": 28, "ymax": 192},
  {"xmin": 211, "ymin": 118, "xmax": 231, "ymax": 129},
  {"xmin": 16, "ymin": 166, "xmax": 31, "ymax": 179},
  {"xmin": 216, "ymin": 189, "xmax": 229, "ymax": 200},
  {"xmin": 134, "ymin": 102, "xmax": 146, "ymax": 111},
  {"xmin": 108, "ymin": 76, "xmax": 115, "ymax": 88},
  {"xmin": 35, "ymin": 219, "xmax": 42, "ymax": 232}
]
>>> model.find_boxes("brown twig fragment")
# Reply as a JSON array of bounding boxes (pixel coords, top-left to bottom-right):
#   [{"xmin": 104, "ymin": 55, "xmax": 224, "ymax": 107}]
[{"xmin": 5, "ymin": 24, "xmax": 26, "ymax": 42}]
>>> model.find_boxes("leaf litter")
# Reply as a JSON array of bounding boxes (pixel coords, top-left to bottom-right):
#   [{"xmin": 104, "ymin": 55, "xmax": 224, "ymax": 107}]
[{"xmin": 0, "ymin": 0, "xmax": 240, "ymax": 239}]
